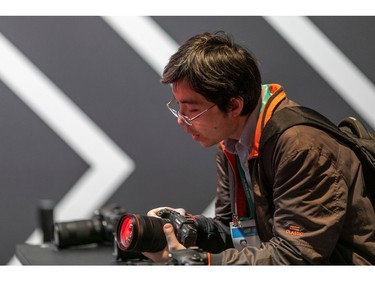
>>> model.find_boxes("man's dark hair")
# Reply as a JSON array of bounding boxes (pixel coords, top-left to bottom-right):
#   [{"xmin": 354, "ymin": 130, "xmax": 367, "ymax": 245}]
[{"xmin": 161, "ymin": 31, "xmax": 262, "ymax": 115}]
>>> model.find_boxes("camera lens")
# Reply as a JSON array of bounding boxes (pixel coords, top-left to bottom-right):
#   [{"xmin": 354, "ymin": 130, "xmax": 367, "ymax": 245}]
[
  {"xmin": 53, "ymin": 219, "xmax": 105, "ymax": 248},
  {"xmin": 118, "ymin": 216, "xmax": 134, "ymax": 249},
  {"xmin": 116, "ymin": 214, "xmax": 166, "ymax": 252}
]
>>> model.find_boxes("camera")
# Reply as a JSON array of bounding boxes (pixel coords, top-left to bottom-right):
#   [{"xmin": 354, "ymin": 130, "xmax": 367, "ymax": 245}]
[
  {"xmin": 53, "ymin": 203, "xmax": 127, "ymax": 248},
  {"xmin": 168, "ymin": 248, "xmax": 208, "ymax": 265},
  {"xmin": 116, "ymin": 208, "xmax": 198, "ymax": 253}
]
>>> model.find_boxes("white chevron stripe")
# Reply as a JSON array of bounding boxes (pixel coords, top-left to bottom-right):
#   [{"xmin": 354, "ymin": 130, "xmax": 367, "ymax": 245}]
[
  {"xmin": 0, "ymin": 33, "xmax": 135, "ymax": 263},
  {"xmin": 102, "ymin": 16, "xmax": 179, "ymax": 76},
  {"xmin": 264, "ymin": 16, "xmax": 375, "ymax": 129},
  {"xmin": 102, "ymin": 16, "xmax": 216, "ymax": 218}
]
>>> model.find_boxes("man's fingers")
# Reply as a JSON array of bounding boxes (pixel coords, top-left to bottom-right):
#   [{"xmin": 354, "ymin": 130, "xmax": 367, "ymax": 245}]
[
  {"xmin": 164, "ymin": 223, "xmax": 176, "ymax": 247},
  {"xmin": 164, "ymin": 223, "xmax": 186, "ymax": 251}
]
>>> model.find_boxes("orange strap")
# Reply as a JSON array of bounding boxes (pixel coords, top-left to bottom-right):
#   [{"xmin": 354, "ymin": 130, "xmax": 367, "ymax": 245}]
[
  {"xmin": 207, "ymin": 252, "xmax": 211, "ymax": 265},
  {"xmin": 249, "ymin": 89, "xmax": 286, "ymax": 158}
]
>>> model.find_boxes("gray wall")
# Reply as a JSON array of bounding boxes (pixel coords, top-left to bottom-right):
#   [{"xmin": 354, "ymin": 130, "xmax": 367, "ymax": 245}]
[{"xmin": 0, "ymin": 16, "xmax": 374, "ymax": 264}]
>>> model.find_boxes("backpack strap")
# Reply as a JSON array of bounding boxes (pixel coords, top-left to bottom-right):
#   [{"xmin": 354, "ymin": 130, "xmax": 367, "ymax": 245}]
[
  {"xmin": 249, "ymin": 87, "xmax": 286, "ymax": 158},
  {"xmin": 339, "ymin": 117, "xmax": 372, "ymax": 139},
  {"xmin": 260, "ymin": 106, "xmax": 339, "ymax": 148}
]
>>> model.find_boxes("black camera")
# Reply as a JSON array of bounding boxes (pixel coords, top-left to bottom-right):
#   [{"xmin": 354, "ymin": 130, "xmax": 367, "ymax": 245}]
[
  {"xmin": 53, "ymin": 203, "xmax": 127, "ymax": 249},
  {"xmin": 116, "ymin": 208, "xmax": 198, "ymax": 253},
  {"xmin": 168, "ymin": 248, "xmax": 208, "ymax": 265}
]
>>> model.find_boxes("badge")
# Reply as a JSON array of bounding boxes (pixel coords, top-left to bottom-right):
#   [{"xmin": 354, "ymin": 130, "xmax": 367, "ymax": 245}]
[{"xmin": 230, "ymin": 218, "xmax": 261, "ymax": 250}]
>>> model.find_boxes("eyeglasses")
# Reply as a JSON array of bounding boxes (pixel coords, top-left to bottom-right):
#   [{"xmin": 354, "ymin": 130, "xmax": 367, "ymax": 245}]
[{"xmin": 166, "ymin": 97, "xmax": 215, "ymax": 126}]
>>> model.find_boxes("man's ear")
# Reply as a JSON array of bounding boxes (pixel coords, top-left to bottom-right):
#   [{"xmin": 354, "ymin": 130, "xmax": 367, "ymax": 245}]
[{"xmin": 229, "ymin": 97, "xmax": 244, "ymax": 117}]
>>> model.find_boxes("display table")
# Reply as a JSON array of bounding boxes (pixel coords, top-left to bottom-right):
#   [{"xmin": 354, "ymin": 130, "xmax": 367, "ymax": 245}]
[{"xmin": 15, "ymin": 243, "xmax": 151, "ymax": 265}]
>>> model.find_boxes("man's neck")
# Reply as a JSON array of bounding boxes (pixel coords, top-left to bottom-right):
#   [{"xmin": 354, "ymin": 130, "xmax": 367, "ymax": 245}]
[{"xmin": 230, "ymin": 114, "xmax": 252, "ymax": 141}]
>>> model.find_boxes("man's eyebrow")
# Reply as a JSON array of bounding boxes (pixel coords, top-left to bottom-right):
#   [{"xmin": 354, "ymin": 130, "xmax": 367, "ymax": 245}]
[
  {"xmin": 172, "ymin": 95, "xmax": 199, "ymax": 105},
  {"xmin": 179, "ymin": 99, "xmax": 199, "ymax": 105}
]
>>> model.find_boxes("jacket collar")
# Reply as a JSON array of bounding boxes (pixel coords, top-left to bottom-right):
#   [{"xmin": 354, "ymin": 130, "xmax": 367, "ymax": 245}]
[{"xmin": 221, "ymin": 84, "xmax": 286, "ymax": 159}]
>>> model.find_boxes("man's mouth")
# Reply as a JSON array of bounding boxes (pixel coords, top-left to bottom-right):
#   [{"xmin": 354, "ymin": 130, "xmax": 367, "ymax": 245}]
[{"xmin": 185, "ymin": 128, "xmax": 200, "ymax": 141}]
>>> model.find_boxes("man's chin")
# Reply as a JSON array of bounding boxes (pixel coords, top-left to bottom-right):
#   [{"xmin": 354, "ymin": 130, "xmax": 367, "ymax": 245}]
[{"xmin": 198, "ymin": 140, "xmax": 219, "ymax": 148}]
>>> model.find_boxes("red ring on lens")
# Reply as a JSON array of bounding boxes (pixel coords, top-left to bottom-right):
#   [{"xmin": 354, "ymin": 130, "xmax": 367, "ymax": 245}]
[{"xmin": 119, "ymin": 216, "xmax": 134, "ymax": 249}]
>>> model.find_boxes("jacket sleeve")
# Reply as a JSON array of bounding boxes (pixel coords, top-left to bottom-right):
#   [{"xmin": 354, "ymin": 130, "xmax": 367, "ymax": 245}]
[
  {"xmin": 210, "ymin": 125, "xmax": 350, "ymax": 264},
  {"xmin": 194, "ymin": 144, "xmax": 234, "ymax": 253}
]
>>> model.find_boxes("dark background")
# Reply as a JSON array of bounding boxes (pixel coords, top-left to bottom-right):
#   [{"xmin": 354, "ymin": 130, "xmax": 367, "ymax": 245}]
[{"xmin": 0, "ymin": 16, "xmax": 374, "ymax": 264}]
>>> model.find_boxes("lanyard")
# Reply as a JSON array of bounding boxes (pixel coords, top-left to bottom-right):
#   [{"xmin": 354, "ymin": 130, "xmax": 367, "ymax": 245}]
[
  {"xmin": 235, "ymin": 155, "xmax": 254, "ymax": 220},
  {"xmin": 233, "ymin": 84, "xmax": 272, "ymax": 223}
]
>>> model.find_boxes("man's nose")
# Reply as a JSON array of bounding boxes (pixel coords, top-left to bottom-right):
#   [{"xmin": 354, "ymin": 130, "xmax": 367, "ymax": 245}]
[{"xmin": 177, "ymin": 116, "xmax": 185, "ymax": 126}]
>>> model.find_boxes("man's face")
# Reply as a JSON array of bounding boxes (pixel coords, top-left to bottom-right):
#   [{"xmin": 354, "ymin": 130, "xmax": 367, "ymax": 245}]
[{"xmin": 171, "ymin": 80, "xmax": 240, "ymax": 147}]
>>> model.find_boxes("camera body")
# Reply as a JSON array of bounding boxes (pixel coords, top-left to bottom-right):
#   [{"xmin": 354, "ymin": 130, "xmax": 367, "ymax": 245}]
[
  {"xmin": 53, "ymin": 203, "xmax": 127, "ymax": 249},
  {"xmin": 156, "ymin": 209, "xmax": 197, "ymax": 248},
  {"xmin": 168, "ymin": 248, "xmax": 208, "ymax": 265},
  {"xmin": 95, "ymin": 203, "xmax": 127, "ymax": 242}
]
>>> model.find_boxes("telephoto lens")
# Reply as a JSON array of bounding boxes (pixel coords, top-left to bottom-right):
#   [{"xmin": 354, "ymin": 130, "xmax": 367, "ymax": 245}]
[
  {"xmin": 53, "ymin": 218, "xmax": 105, "ymax": 248},
  {"xmin": 53, "ymin": 203, "xmax": 127, "ymax": 249},
  {"xmin": 116, "ymin": 214, "xmax": 167, "ymax": 252}
]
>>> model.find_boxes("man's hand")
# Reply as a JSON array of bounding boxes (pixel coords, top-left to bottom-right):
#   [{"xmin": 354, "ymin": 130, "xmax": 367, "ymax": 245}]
[{"xmin": 142, "ymin": 223, "xmax": 186, "ymax": 263}]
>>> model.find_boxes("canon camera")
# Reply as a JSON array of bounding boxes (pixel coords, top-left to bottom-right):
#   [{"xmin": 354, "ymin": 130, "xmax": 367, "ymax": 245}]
[{"xmin": 116, "ymin": 209, "xmax": 198, "ymax": 253}]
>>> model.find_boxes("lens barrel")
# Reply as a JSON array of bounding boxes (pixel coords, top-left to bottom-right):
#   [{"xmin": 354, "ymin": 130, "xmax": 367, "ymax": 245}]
[
  {"xmin": 116, "ymin": 214, "xmax": 167, "ymax": 252},
  {"xmin": 53, "ymin": 218, "xmax": 105, "ymax": 248}
]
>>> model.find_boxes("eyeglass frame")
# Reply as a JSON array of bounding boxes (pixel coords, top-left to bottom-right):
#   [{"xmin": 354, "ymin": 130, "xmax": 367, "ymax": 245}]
[{"xmin": 166, "ymin": 97, "xmax": 216, "ymax": 126}]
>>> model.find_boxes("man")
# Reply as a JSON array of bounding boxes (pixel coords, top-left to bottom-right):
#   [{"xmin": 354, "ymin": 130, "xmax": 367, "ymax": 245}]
[{"xmin": 143, "ymin": 31, "xmax": 375, "ymax": 264}]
